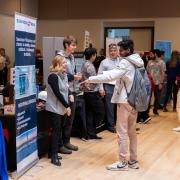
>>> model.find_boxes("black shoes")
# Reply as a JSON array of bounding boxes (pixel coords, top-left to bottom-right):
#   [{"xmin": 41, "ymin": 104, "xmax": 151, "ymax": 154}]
[
  {"xmin": 59, "ymin": 146, "xmax": 72, "ymax": 154},
  {"xmin": 48, "ymin": 153, "xmax": 62, "ymax": 160},
  {"xmin": 88, "ymin": 135, "xmax": 102, "ymax": 140},
  {"xmin": 163, "ymin": 107, "xmax": 168, "ymax": 112},
  {"xmin": 64, "ymin": 143, "xmax": 79, "ymax": 151},
  {"xmin": 153, "ymin": 109, "xmax": 159, "ymax": 115},
  {"xmin": 108, "ymin": 128, "xmax": 116, "ymax": 133},
  {"xmin": 51, "ymin": 154, "xmax": 61, "ymax": 166}
]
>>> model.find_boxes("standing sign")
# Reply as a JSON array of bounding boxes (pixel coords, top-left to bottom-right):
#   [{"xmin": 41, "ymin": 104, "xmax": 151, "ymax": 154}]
[
  {"xmin": 156, "ymin": 40, "xmax": 172, "ymax": 62},
  {"xmin": 14, "ymin": 13, "xmax": 38, "ymax": 177}
]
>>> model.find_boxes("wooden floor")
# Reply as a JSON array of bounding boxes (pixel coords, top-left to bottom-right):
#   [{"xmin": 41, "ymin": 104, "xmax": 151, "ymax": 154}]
[{"xmin": 17, "ymin": 109, "xmax": 180, "ymax": 180}]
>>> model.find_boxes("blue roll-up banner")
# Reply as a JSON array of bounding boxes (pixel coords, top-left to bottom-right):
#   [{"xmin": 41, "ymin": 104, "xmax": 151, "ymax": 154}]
[
  {"xmin": 156, "ymin": 40, "xmax": 172, "ymax": 62},
  {"xmin": 14, "ymin": 12, "xmax": 38, "ymax": 177}
]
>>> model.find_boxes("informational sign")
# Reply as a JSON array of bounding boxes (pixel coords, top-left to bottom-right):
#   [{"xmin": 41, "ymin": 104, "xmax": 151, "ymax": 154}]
[
  {"xmin": 84, "ymin": 30, "xmax": 90, "ymax": 50},
  {"xmin": 14, "ymin": 12, "xmax": 38, "ymax": 177},
  {"xmin": 156, "ymin": 40, "xmax": 172, "ymax": 62}
]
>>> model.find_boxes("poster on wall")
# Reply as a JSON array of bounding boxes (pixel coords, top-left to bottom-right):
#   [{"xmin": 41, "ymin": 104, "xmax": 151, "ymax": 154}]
[
  {"xmin": 14, "ymin": 12, "xmax": 38, "ymax": 177},
  {"xmin": 156, "ymin": 40, "xmax": 172, "ymax": 62},
  {"xmin": 84, "ymin": 30, "xmax": 90, "ymax": 50}
]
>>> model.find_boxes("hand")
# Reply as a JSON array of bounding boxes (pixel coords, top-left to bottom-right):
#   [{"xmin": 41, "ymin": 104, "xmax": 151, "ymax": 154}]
[
  {"xmin": 66, "ymin": 107, "xmax": 71, "ymax": 116},
  {"xmin": 74, "ymin": 73, "xmax": 82, "ymax": 80},
  {"xmin": 158, "ymin": 83, "xmax": 163, "ymax": 90},
  {"xmin": 69, "ymin": 95, "xmax": 74, "ymax": 102},
  {"xmin": 80, "ymin": 79, "xmax": 90, "ymax": 85},
  {"xmin": 99, "ymin": 90, "xmax": 105, "ymax": 97}
]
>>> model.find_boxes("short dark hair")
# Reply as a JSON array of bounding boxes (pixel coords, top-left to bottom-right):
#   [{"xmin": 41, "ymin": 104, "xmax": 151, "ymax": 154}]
[
  {"xmin": 63, "ymin": 35, "xmax": 77, "ymax": 49},
  {"xmin": 118, "ymin": 39, "xmax": 134, "ymax": 54},
  {"xmin": 150, "ymin": 49, "xmax": 161, "ymax": 58},
  {"xmin": 84, "ymin": 48, "xmax": 97, "ymax": 60}
]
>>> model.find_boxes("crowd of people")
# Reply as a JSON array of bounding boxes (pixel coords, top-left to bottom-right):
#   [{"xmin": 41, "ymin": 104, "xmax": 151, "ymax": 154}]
[
  {"xmin": 45, "ymin": 35, "xmax": 180, "ymax": 170},
  {"xmin": 1, "ymin": 35, "xmax": 179, "ymax": 170}
]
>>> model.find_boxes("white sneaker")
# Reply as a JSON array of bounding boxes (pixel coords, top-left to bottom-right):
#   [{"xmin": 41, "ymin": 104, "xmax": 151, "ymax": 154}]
[
  {"xmin": 173, "ymin": 126, "xmax": 180, "ymax": 132},
  {"xmin": 128, "ymin": 160, "xmax": 139, "ymax": 169},
  {"xmin": 106, "ymin": 161, "xmax": 128, "ymax": 171}
]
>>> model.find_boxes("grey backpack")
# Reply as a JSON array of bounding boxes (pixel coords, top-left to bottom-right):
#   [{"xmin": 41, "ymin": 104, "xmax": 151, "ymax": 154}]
[{"xmin": 124, "ymin": 63, "xmax": 151, "ymax": 112}]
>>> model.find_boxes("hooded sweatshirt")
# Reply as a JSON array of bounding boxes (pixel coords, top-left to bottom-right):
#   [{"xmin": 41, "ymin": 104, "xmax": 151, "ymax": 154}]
[{"xmin": 88, "ymin": 53, "xmax": 144, "ymax": 104}]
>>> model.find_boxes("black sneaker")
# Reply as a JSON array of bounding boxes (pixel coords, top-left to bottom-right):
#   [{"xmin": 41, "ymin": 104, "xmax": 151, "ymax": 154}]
[
  {"xmin": 163, "ymin": 107, "xmax": 168, "ymax": 112},
  {"xmin": 51, "ymin": 154, "xmax": 61, "ymax": 166},
  {"xmin": 108, "ymin": 128, "xmax": 116, "ymax": 133},
  {"xmin": 143, "ymin": 117, "xmax": 152, "ymax": 124},
  {"xmin": 64, "ymin": 143, "xmax": 78, "ymax": 151},
  {"xmin": 59, "ymin": 146, "xmax": 72, "ymax": 154},
  {"xmin": 88, "ymin": 135, "xmax": 102, "ymax": 140},
  {"xmin": 153, "ymin": 109, "xmax": 159, "ymax": 115}
]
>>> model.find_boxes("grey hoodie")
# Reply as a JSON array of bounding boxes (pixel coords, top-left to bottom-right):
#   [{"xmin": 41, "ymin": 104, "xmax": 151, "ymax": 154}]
[{"xmin": 88, "ymin": 53, "xmax": 144, "ymax": 104}]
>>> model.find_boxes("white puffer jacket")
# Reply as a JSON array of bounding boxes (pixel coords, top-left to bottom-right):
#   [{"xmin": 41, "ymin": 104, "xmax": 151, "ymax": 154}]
[{"xmin": 88, "ymin": 53, "xmax": 144, "ymax": 104}]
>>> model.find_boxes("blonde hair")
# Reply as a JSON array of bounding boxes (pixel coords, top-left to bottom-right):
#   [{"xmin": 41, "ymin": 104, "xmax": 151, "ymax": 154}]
[{"xmin": 49, "ymin": 55, "xmax": 65, "ymax": 72}]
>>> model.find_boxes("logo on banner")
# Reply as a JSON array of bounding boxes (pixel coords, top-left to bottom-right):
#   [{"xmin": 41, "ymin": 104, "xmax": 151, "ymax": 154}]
[{"xmin": 16, "ymin": 19, "xmax": 35, "ymax": 27}]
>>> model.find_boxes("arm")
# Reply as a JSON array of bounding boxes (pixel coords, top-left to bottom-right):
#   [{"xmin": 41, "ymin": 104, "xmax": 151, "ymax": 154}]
[
  {"xmin": 48, "ymin": 74, "xmax": 69, "ymax": 108},
  {"xmin": 97, "ymin": 60, "xmax": 104, "ymax": 91},
  {"xmin": 89, "ymin": 61, "xmax": 128, "ymax": 84}
]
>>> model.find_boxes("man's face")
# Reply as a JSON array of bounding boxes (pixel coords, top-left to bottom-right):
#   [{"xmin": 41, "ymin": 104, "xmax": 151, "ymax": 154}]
[
  {"xmin": 66, "ymin": 42, "xmax": 77, "ymax": 54},
  {"xmin": 119, "ymin": 47, "xmax": 130, "ymax": 57},
  {"xmin": 109, "ymin": 48, "xmax": 118, "ymax": 59}
]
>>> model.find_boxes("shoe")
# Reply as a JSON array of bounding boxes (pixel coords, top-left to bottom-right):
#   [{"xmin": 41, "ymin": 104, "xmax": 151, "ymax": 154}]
[
  {"xmin": 59, "ymin": 146, "xmax": 72, "ymax": 154},
  {"xmin": 143, "ymin": 117, "xmax": 152, "ymax": 124},
  {"xmin": 128, "ymin": 160, "xmax": 139, "ymax": 169},
  {"xmin": 51, "ymin": 154, "xmax": 61, "ymax": 166},
  {"xmin": 163, "ymin": 107, "xmax": 168, "ymax": 112},
  {"xmin": 108, "ymin": 128, "xmax": 116, "ymax": 133},
  {"xmin": 106, "ymin": 161, "xmax": 128, "ymax": 171},
  {"xmin": 88, "ymin": 135, "xmax": 102, "ymax": 140},
  {"xmin": 64, "ymin": 143, "xmax": 78, "ymax": 151},
  {"xmin": 173, "ymin": 126, "xmax": 180, "ymax": 132},
  {"xmin": 48, "ymin": 153, "xmax": 62, "ymax": 160},
  {"xmin": 153, "ymin": 109, "xmax": 159, "ymax": 115}
]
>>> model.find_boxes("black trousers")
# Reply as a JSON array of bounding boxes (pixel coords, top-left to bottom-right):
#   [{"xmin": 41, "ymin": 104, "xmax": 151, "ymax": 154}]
[
  {"xmin": 47, "ymin": 111, "xmax": 64, "ymax": 155},
  {"xmin": 154, "ymin": 85, "xmax": 162, "ymax": 112},
  {"xmin": 84, "ymin": 92, "xmax": 104, "ymax": 137},
  {"xmin": 61, "ymin": 93, "xmax": 77, "ymax": 145},
  {"xmin": 164, "ymin": 79, "xmax": 178, "ymax": 109}
]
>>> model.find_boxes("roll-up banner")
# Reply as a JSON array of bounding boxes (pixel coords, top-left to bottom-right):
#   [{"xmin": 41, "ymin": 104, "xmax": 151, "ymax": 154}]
[{"xmin": 14, "ymin": 12, "xmax": 38, "ymax": 178}]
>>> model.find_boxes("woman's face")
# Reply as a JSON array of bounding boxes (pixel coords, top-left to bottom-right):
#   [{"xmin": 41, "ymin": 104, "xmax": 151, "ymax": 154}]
[{"xmin": 59, "ymin": 59, "xmax": 67, "ymax": 72}]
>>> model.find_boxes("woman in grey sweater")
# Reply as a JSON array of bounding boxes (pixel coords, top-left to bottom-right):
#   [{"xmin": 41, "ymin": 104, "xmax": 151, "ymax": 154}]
[{"xmin": 46, "ymin": 55, "xmax": 71, "ymax": 166}]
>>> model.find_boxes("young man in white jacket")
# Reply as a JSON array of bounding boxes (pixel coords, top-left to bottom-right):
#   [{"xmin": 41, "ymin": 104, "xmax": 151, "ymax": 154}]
[{"xmin": 82, "ymin": 40, "xmax": 144, "ymax": 171}]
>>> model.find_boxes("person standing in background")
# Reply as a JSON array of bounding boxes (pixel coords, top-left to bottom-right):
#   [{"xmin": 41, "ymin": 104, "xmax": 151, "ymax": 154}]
[
  {"xmin": 93, "ymin": 48, "xmax": 106, "ymax": 72},
  {"xmin": 0, "ymin": 48, "xmax": 10, "ymax": 86},
  {"xmin": 146, "ymin": 49, "xmax": 165, "ymax": 115},
  {"xmin": 81, "ymin": 47, "xmax": 104, "ymax": 139},
  {"xmin": 57, "ymin": 36, "xmax": 81, "ymax": 154},
  {"xmin": 98, "ymin": 44, "xmax": 119, "ymax": 133},
  {"xmin": 163, "ymin": 50, "xmax": 180, "ymax": 112}
]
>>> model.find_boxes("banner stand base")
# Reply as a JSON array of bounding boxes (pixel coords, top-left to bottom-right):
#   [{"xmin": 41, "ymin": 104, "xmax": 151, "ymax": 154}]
[{"xmin": 9, "ymin": 159, "xmax": 39, "ymax": 180}]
